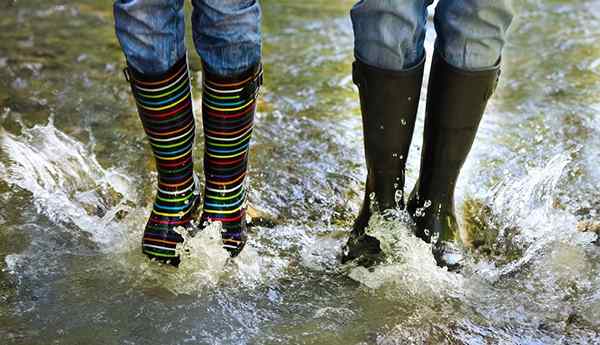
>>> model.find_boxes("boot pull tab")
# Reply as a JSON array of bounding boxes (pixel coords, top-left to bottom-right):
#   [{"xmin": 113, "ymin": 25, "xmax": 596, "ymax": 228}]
[{"xmin": 122, "ymin": 67, "xmax": 130, "ymax": 83}]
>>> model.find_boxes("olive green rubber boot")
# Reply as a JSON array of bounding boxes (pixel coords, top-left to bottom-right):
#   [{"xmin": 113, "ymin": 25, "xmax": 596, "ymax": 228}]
[
  {"xmin": 407, "ymin": 50, "xmax": 500, "ymax": 270},
  {"xmin": 342, "ymin": 56, "xmax": 425, "ymax": 266}
]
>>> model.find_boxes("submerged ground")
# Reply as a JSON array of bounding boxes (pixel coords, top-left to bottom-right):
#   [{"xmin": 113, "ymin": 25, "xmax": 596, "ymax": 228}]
[{"xmin": 1, "ymin": 0, "xmax": 600, "ymax": 344}]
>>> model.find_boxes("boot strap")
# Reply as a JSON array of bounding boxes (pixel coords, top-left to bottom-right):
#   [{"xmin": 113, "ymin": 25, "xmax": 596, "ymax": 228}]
[{"xmin": 240, "ymin": 65, "xmax": 264, "ymax": 100}]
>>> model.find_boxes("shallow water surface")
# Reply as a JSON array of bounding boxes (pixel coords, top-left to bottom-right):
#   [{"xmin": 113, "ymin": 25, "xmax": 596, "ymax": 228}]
[{"xmin": 1, "ymin": 0, "xmax": 600, "ymax": 344}]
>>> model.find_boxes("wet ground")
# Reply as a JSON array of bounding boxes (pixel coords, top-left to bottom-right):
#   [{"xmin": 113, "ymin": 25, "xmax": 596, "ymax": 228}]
[{"xmin": 1, "ymin": 0, "xmax": 600, "ymax": 344}]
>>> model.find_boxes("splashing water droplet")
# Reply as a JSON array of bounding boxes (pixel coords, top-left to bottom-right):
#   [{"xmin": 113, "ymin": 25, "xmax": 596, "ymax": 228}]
[
  {"xmin": 345, "ymin": 213, "xmax": 462, "ymax": 294},
  {"xmin": 395, "ymin": 189, "xmax": 403, "ymax": 204},
  {"xmin": 369, "ymin": 192, "xmax": 376, "ymax": 201}
]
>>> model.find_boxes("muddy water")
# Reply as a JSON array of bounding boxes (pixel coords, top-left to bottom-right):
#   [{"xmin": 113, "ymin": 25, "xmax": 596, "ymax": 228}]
[{"xmin": 1, "ymin": 0, "xmax": 599, "ymax": 344}]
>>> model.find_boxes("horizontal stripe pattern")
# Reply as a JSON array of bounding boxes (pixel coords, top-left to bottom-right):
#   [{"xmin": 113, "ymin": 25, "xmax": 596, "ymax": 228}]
[
  {"xmin": 127, "ymin": 56, "xmax": 200, "ymax": 265},
  {"xmin": 201, "ymin": 65, "xmax": 262, "ymax": 255}
]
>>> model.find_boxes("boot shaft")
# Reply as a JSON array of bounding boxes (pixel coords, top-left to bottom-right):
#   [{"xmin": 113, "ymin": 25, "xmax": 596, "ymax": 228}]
[
  {"xmin": 353, "ymin": 57, "xmax": 425, "ymax": 210},
  {"xmin": 201, "ymin": 64, "xmax": 263, "ymax": 253},
  {"xmin": 126, "ymin": 57, "xmax": 196, "ymax": 192},
  {"xmin": 417, "ymin": 51, "xmax": 500, "ymax": 202}
]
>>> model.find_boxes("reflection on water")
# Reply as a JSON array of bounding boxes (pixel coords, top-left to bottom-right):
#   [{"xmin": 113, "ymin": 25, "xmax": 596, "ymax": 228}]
[{"xmin": 1, "ymin": 0, "xmax": 600, "ymax": 344}]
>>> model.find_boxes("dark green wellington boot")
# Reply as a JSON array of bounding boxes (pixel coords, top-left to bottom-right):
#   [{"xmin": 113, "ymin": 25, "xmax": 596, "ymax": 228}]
[
  {"xmin": 342, "ymin": 57, "xmax": 425, "ymax": 265},
  {"xmin": 125, "ymin": 56, "xmax": 201, "ymax": 267},
  {"xmin": 407, "ymin": 50, "xmax": 500, "ymax": 270}
]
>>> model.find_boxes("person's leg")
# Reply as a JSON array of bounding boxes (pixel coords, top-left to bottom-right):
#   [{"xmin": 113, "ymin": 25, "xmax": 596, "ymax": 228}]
[
  {"xmin": 191, "ymin": 0, "xmax": 262, "ymax": 256},
  {"xmin": 408, "ymin": 0, "xmax": 513, "ymax": 269},
  {"xmin": 434, "ymin": 0, "xmax": 513, "ymax": 70},
  {"xmin": 191, "ymin": 0, "xmax": 261, "ymax": 76},
  {"xmin": 114, "ymin": 0, "xmax": 186, "ymax": 74},
  {"xmin": 351, "ymin": 0, "xmax": 433, "ymax": 71},
  {"xmin": 115, "ymin": 0, "xmax": 199, "ymax": 266},
  {"xmin": 342, "ymin": 0, "xmax": 432, "ymax": 265}
]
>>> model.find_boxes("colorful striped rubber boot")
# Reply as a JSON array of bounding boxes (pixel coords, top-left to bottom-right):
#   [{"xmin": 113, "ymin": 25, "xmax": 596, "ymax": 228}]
[
  {"xmin": 200, "ymin": 64, "xmax": 263, "ymax": 256},
  {"xmin": 125, "ymin": 56, "xmax": 201, "ymax": 266}
]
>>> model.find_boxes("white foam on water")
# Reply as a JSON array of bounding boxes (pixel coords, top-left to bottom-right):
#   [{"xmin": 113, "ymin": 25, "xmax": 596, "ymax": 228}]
[
  {"xmin": 301, "ymin": 235, "xmax": 342, "ymax": 271},
  {"xmin": 0, "ymin": 124, "xmax": 136, "ymax": 250},
  {"xmin": 4, "ymin": 253, "xmax": 22, "ymax": 274},
  {"xmin": 164, "ymin": 222, "xmax": 231, "ymax": 293},
  {"xmin": 126, "ymin": 222, "xmax": 289, "ymax": 295},
  {"xmin": 344, "ymin": 213, "xmax": 464, "ymax": 299}
]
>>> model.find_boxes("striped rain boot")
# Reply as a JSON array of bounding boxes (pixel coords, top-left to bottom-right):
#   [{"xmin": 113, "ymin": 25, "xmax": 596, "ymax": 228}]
[
  {"xmin": 200, "ymin": 64, "xmax": 263, "ymax": 256},
  {"xmin": 125, "ymin": 56, "xmax": 201, "ymax": 266}
]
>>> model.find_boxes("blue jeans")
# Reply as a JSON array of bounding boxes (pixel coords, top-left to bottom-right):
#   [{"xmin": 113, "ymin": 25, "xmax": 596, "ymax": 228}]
[
  {"xmin": 113, "ymin": 0, "xmax": 261, "ymax": 76},
  {"xmin": 351, "ymin": 0, "xmax": 514, "ymax": 71}
]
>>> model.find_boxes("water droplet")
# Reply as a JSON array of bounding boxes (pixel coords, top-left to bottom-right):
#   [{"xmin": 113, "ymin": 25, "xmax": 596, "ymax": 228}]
[
  {"xmin": 368, "ymin": 192, "xmax": 376, "ymax": 201},
  {"xmin": 395, "ymin": 190, "xmax": 403, "ymax": 204}
]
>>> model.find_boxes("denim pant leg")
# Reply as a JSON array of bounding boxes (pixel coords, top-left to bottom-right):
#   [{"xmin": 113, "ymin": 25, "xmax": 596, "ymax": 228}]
[
  {"xmin": 191, "ymin": 0, "xmax": 261, "ymax": 77},
  {"xmin": 434, "ymin": 0, "xmax": 514, "ymax": 70},
  {"xmin": 114, "ymin": 0, "xmax": 186, "ymax": 75},
  {"xmin": 350, "ymin": 0, "xmax": 433, "ymax": 71}
]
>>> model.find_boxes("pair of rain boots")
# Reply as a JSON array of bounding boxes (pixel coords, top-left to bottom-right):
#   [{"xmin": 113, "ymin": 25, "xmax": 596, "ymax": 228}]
[
  {"xmin": 125, "ymin": 56, "xmax": 262, "ymax": 266},
  {"xmin": 343, "ymin": 49, "xmax": 500, "ymax": 270}
]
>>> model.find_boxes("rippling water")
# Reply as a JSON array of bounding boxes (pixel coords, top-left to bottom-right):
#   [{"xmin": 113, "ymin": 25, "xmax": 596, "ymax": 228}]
[{"xmin": 1, "ymin": 0, "xmax": 599, "ymax": 344}]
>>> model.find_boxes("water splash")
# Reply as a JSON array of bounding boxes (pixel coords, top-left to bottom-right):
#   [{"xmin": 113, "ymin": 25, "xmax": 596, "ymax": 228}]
[
  {"xmin": 0, "ymin": 124, "xmax": 135, "ymax": 250},
  {"xmin": 127, "ymin": 223, "xmax": 232, "ymax": 295},
  {"xmin": 344, "ymin": 213, "xmax": 463, "ymax": 297},
  {"xmin": 475, "ymin": 153, "xmax": 597, "ymax": 280},
  {"xmin": 0, "ymin": 123, "xmax": 291, "ymax": 296},
  {"xmin": 120, "ymin": 222, "xmax": 290, "ymax": 295}
]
